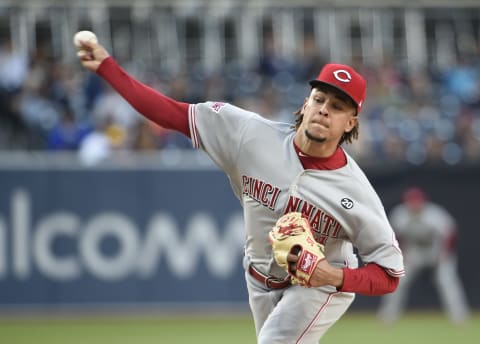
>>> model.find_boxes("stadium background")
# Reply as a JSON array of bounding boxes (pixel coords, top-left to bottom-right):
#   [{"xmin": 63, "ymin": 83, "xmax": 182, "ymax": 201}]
[{"xmin": 0, "ymin": 0, "xmax": 479, "ymax": 342}]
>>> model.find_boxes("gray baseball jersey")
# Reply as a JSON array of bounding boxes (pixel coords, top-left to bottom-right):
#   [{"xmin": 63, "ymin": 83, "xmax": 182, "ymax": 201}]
[
  {"xmin": 189, "ymin": 101, "xmax": 403, "ymax": 275},
  {"xmin": 188, "ymin": 101, "xmax": 404, "ymax": 341}
]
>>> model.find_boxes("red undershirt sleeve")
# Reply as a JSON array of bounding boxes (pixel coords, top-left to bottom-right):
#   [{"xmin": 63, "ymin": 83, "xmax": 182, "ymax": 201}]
[
  {"xmin": 339, "ymin": 263, "xmax": 400, "ymax": 296},
  {"xmin": 443, "ymin": 227, "xmax": 457, "ymax": 254},
  {"xmin": 96, "ymin": 56, "xmax": 190, "ymax": 137}
]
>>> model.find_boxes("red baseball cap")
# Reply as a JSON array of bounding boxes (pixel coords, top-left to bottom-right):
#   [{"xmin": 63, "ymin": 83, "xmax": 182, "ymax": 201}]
[
  {"xmin": 309, "ymin": 63, "xmax": 367, "ymax": 114},
  {"xmin": 403, "ymin": 187, "xmax": 427, "ymax": 203}
]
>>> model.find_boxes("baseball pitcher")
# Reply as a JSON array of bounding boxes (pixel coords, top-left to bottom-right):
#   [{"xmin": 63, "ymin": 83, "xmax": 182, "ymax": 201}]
[{"xmin": 76, "ymin": 35, "xmax": 404, "ymax": 343}]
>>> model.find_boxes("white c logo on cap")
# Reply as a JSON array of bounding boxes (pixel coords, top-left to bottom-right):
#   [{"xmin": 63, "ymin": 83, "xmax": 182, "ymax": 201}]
[{"xmin": 333, "ymin": 69, "xmax": 352, "ymax": 83}]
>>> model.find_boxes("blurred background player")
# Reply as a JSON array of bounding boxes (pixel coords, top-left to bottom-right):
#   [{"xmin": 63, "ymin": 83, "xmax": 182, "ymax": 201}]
[{"xmin": 378, "ymin": 187, "xmax": 470, "ymax": 324}]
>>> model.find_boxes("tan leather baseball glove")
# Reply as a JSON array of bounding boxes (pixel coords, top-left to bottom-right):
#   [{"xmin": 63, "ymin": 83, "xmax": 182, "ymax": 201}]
[{"xmin": 269, "ymin": 212, "xmax": 326, "ymax": 286}]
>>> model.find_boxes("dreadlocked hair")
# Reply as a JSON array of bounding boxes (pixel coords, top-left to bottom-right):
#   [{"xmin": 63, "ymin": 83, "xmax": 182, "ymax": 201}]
[{"xmin": 292, "ymin": 107, "xmax": 359, "ymax": 146}]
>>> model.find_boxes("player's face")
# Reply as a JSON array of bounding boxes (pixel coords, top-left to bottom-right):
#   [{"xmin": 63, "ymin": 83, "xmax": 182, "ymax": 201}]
[{"xmin": 300, "ymin": 88, "xmax": 357, "ymax": 145}]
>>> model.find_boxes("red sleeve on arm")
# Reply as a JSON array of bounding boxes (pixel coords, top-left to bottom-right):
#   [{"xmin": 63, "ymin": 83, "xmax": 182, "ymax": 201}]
[
  {"xmin": 96, "ymin": 57, "xmax": 190, "ymax": 137},
  {"xmin": 444, "ymin": 228, "xmax": 457, "ymax": 254},
  {"xmin": 339, "ymin": 263, "xmax": 399, "ymax": 296}
]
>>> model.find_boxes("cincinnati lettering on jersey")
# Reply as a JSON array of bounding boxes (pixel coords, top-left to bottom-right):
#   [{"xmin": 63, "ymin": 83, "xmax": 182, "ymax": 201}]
[
  {"xmin": 241, "ymin": 175, "xmax": 281, "ymax": 210},
  {"xmin": 284, "ymin": 195, "xmax": 343, "ymax": 245}
]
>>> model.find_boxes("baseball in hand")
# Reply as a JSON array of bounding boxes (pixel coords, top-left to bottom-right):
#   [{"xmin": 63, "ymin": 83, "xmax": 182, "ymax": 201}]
[{"xmin": 73, "ymin": 30, "xmax": 98, "ymax": 48}]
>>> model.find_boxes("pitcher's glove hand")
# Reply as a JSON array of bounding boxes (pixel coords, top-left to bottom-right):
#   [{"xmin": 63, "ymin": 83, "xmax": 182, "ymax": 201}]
[{"xmin": 269, "ymin": 212, "xmax": 326, "ymax": 286}]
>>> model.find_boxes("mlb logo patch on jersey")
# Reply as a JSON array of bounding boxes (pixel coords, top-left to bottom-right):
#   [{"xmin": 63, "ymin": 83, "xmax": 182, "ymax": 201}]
[{"xmin": 210, "ymin": 102, "xmax": 226, "ymax": 113}]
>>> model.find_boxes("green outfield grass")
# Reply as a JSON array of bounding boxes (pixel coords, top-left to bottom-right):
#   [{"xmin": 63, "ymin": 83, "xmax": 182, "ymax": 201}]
[{"xmin": 0, "ymin": 311, "xmax": 478, "ymax": 343}]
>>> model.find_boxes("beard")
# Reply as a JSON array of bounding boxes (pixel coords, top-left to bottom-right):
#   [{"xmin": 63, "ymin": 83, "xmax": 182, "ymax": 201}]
[{"xmin": 305, "ymin": 129, "xmax": 326, "ymax": 143}]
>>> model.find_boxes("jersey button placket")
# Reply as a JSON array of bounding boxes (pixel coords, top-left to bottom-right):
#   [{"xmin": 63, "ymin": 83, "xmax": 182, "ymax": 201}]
[
  {"xmin": 290, "ymin": 174, "xmax": 303, "ymax": 196},
  {"xmin": 290, "ymin": 184, "xmax": 298, "ymax": 195}
]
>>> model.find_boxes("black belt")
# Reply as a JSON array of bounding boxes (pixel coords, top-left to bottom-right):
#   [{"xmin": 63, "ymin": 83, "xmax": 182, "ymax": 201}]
[{"xmin": 248, "ymin": 264, "xmax": 291, "ymax": 290}]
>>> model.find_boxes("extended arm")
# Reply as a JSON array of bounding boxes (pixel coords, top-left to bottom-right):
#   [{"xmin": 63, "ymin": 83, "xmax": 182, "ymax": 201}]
[{"xmin": 77, "ymin": 39, "xmax": 190, "ymax": 135}]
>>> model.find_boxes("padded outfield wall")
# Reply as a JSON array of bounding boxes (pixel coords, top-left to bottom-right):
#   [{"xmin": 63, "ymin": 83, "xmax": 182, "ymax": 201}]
[{"xmin": 0, "ymin": 157, "xmax": 478, "ymax": 312}]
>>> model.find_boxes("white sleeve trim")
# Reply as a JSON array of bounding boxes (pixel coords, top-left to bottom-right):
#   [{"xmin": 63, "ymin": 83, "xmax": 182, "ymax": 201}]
[
  {"xmin": 188, "ymin": 104, "xmax": 200, "ymax": 149},
  {"xmin": 385, "ymin": 268, "xmax": 405, "ymax": 277}
]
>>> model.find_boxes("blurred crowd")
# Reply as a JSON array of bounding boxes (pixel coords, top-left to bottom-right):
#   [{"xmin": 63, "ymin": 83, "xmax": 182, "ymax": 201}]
[{"xmin": 0, "ymin": 37, "xmax": 480, "ymax": 166}]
